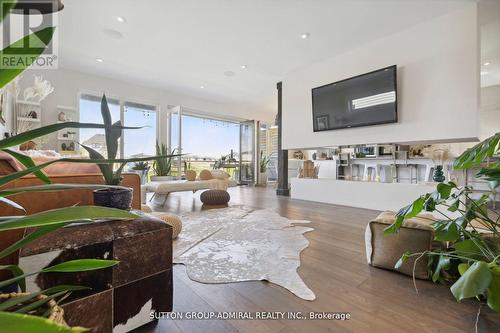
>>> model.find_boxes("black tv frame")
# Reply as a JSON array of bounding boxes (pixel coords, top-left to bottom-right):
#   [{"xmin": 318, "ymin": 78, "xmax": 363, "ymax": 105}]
[{"xmin": 311, "ymin": 65, "xmax": 398, "ymax": 132}]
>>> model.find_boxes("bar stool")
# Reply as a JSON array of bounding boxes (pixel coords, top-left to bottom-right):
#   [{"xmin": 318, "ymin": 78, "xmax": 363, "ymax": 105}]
[{"xmin": 363, "ymin": 162, "xmax": 380, "ymax": 182}]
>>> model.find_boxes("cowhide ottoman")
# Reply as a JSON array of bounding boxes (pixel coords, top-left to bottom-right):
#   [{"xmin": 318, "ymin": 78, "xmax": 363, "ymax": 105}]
[{"xmin": 200, "ymin": 189, "xmax": 230, "ymax": 207}]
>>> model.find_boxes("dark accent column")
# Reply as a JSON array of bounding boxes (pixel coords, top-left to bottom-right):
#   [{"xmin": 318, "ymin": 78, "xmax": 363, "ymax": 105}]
[{"xmin": 276, "ymin": 82, "xmax": 290, "ymax": 196}]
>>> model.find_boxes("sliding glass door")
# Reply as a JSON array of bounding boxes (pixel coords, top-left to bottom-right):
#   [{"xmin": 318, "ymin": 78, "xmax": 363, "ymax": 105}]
[
  {"xmin": 239, "ymin": 120, "xmax": 255, "ymax": 184},
  {"xmin": 168, "ymin": 109, "xmax": 250, "ymax": 183}
]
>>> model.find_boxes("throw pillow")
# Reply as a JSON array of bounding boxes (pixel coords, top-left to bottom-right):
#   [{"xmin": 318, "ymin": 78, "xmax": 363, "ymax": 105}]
[
  {"xmin": 211, "ymin": 169, "xmax": 230, "ymax": 180},
  {"xmin": 186, "ymin": 170, "xmax": 197, "ymax": 181},
  {"xmin": 199, "ymin": 169, "xmax": 213, "ymax": 180}
]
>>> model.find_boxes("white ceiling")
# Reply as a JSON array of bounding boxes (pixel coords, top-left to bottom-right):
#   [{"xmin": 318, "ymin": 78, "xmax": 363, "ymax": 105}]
[{"xmin": 57, "ymin": 0, "xmax": 477, "ymax": 116}]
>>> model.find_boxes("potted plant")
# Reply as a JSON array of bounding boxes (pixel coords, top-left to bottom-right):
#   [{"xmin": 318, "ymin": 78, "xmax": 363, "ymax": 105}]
[
  {"xmin": 259, "ymin": 150, "xmax": 270, "ymax": 185},
  {"xmin": 131, "ymin": 161, "xmax": 149, "ymax": 185},
  {"xmin": 385, "ymin": 132, "xmax": 500, "ymax": 317},
  {"xmin": 80, "ymin": 96, "xmax": 178, "ymax": 210},
  {"xmin": 151, "ymin": 142, "xmax": 176, "ymax": 182}
]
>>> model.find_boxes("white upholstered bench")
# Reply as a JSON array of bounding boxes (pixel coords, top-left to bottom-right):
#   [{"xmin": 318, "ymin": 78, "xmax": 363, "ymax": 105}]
[{"xmin": 145, "ymin": 179, "xmax": 238, "ymax": 206}]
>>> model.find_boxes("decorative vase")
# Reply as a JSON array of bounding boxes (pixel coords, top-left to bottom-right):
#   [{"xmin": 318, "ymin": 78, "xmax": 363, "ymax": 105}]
[
  {"xmin": 258, "ymin": 171, "xmax": 268, "ymax": 185},
  {"xmin": 93, "ymin": 187, "xmax": 133, "ymax": 210},
  {"xmin": 433, "ymin": 165, "xmax": 445, "ymax": 182}
]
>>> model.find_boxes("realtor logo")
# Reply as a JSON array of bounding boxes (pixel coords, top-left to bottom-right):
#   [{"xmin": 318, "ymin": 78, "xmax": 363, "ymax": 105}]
[{"xmin": 0, "ymin": 0, "xmax": 58, "ymax": 69}]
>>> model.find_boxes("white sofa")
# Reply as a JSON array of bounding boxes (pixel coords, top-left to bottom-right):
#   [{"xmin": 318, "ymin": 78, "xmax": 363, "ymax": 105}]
[{"xmin": 145, "ymin": 179, "xmax": 238, "ymax": 206}]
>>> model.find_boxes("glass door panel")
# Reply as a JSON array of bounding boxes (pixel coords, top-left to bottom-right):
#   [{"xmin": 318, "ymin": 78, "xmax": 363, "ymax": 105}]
[{"xmin": 239, "ymin": 120, "xmax": 255, "ymax": 184}]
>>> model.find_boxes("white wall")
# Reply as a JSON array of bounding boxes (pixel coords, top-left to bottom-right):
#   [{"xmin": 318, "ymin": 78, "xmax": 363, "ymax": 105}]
[
  {"xmin": 480, "ymin": 84, "xmax": 500, "ymax": 140},
  {"xmin": 17, "ymin": 68, "xmax": 265, "ymax": 149},
  {"xmin": 282, "ymin": 4, "xmax": 480, "ymax": 149}
]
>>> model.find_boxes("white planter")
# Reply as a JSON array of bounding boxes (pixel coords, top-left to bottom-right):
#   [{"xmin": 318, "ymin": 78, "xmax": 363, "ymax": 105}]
[
  {"xmin": 150, "ymin": 175, "xmax": 174, "ymax": 182},
  {"xmin": 132, "ymin": 170, "xmax": 148, "ymax": 185},
  {"xmin": 258, "ymin": 171, "xmax": 268, "ymax": 186}
]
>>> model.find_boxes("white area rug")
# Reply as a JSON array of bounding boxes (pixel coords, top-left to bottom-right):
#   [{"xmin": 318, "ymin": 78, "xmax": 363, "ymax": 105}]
[{"xmin": 173, "ymin": 206, "xmax": 316, "ymax": 301}]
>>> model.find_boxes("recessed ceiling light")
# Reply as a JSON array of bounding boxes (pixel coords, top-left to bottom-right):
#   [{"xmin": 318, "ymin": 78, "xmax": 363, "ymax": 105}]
[
  {"xmin": 95, "ymin": 58, "xmax": 104, "ymax": 63},
  {"xmin": 116, "ymin": 16, "xmax": 126, "ymax": 23},
  {"xmin": 483, "ymin": 62, "xmax": 490, "ymax": 66},
  {"xmin": 200, "ymin": 85, "xmax": 205, "ymax": 89},
  {"xmin": 240, "ymin": 65, "xmax": 247, "ymax": 69},
  {"xmin": 481, "ymin": 71, "xmax": 489, "ymax": 75},
  {"xmin": 300, "ymin": 33, "xmax": 310, "ymax": 39}
]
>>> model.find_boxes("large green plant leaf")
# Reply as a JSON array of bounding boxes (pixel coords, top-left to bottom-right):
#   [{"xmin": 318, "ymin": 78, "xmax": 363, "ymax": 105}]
[
  {"xmin": 0, "ymin": 311, "xmax": 87, "ymax": 333},
  {"xmin": 0, "ymin": 195, "xmax": 25, "ymax": 212},
  {"xmin": 0, "ymin": 27, "xmax": 55, "ymax": 89},
  {"xmin": 3, "ymin": 148, "xmax": 51, "ymax": 184},
  {"xmin": 15, "ymin": 290, "xmax": 68, "ymax": 314},
  {"xmin": 0, "ymin": 285, "xmax": 89, "ymax": 311},
  {"xmin": 384, "ymin": 196, "xmax": 424, "ymax": 234},
  {"xmin": 450, "ymin": 261, "xmax": 492, "ymax": 302},
  {"xmin": 44, "ymin": 259, "xmax": 119, "ymax": 273},
  {"xmin": 0, "ymin": 206, "xmax": 138, "ymax": 231},
  {"xmin": 0, "ymin": 154, "xmax": 180, "ymax": 187},
  {"xmin": 79, "ymin": 144, "xmax": 114, "ymax": 184},
  {"xmin": 455, "ymin": 239, "xmax": 485, "ymax": 261},
  {"xmin": 100, "ymin": 95, "xmax": 120, "ymax": 160},
  {"xmin": 433, "ymin": 221, "xmax": 460, "ymax": 242},
  {"xmin": 0, "ymin": 259, "xmax": 119, "ymax": 290},
  {"xmin": 487, "ymin": 266, "xmax": 500, "ymax": 312},
  {"xmin": 0, "ymin": 183, "xmax": 125, "ymax": 197},
  {"xmin": 432, "ymin": 254, "xmax": 451, "ymax": 283},
  {"xmin": 453, "ymin": 133, "xmax": 499, "ymax": 170},
  {"xmin": 0, "ymin": 223, "xmax": 72, "ymax": 259}
]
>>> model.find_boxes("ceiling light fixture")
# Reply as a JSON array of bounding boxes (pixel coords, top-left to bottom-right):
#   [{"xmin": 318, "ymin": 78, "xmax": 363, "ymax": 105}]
[
  {"xmin": 241, "ymin": 65, "xmax": 247, "ymax": 69},
  {"xmin": 200, "ymin": 85, "xmax": 205, "ymax": 89},
  {"xmin": 300, "ymin": 33, "xmax": 310, "ymax": 39},
  {"xmin": 116, "ymin": 16, "xmax": 126, "ymax": 23},
  {"xmin": 95, "ymin": 58, "xmax": 104, "ymax": 63},
  {"xmin": 483, "ymin": 62, "xmax": 490, "ymax": 66}
]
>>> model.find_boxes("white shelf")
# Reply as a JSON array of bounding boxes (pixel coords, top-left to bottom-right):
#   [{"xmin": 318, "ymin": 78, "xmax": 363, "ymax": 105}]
[
  {"xmin": 17, "ymin": 117, "xmax": 41, "ymax": 122},
  {"xmin": 17, "ymin": 100, "xmax": 40, "ymax": 106},
  {"xmin": 57, "ymin": 105, "xmax": 77, "ymax": 112}
]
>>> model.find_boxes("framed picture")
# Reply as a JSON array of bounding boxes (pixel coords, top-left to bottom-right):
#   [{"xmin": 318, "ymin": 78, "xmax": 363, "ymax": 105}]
[
  {"xmin": 316, "ymin": 115, "xmax": 329, "ymax": 131},
  {"xmin": 0, "ymin": 93, "xmax": 5, "ymax": 125}
]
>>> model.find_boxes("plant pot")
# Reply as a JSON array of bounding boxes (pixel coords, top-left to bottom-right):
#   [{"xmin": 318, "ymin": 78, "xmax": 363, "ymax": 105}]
[
  {"xmin": 93, "ymin": 187, "xmax": 133, "ymax": 210},
  {"xmin": 150, "ymin": 175, "xmax": 174, "ymax": 182},
  {"xmin": 258, "ymin": 171, "xmax": 268, "ymax": 186},
  {"xmin": 133, "ymin": 169, "xmax": 148, "ymax": 185}
]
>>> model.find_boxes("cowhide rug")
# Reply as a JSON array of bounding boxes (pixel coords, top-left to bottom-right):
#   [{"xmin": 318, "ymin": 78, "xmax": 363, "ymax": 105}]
[{"xmin": 173, "ymin": 206, "xmax": 316, "ymax": 301}]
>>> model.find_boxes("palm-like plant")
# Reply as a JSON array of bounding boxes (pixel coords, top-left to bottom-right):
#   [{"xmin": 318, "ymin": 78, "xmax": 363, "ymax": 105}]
[
  {"xmin": 260, "ymin": 150, "xmax": 270, "ymax": 173},
  {"xmin": 153, "ymin": 142, "xmax": 175, "ymax": 177}
]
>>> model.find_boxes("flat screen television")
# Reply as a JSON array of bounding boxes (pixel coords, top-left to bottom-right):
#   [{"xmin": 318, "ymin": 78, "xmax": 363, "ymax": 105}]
[{"xmin": 311, "ymin": 65, "xmax": 397, "ymax": 132}]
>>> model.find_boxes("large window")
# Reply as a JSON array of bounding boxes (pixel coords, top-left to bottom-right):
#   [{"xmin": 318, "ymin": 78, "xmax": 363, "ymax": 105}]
[
  {"xmin": 123, "ymin": 102, "xmax": 157, "ymax": 158},
  {"xmin": 79, "ymin": 94, "xmax": 120, "ymax": 158},
  {"xmin": 78, "ymin": 94, "xmax": 157, "ymax": 158},
  {"xmin": 170, "ymin": 112, "xmax": 240, "ymax": 178}
]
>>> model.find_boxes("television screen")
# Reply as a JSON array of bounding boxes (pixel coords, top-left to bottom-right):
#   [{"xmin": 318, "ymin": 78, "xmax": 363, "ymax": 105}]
[{"xmin": 311, "ymin": 65, "xmax": 397, "ymax": 131}]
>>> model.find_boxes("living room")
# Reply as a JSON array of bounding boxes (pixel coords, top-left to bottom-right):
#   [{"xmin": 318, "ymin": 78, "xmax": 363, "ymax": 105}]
[{"xmin": 0, "ymin": 1, "xmax": 499, "ymax": 333}]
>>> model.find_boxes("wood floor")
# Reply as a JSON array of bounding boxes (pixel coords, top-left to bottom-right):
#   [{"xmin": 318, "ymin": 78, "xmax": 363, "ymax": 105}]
[{"xmin": 136, "ymin": 186, "xmax": 500, "ymax": 333}]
